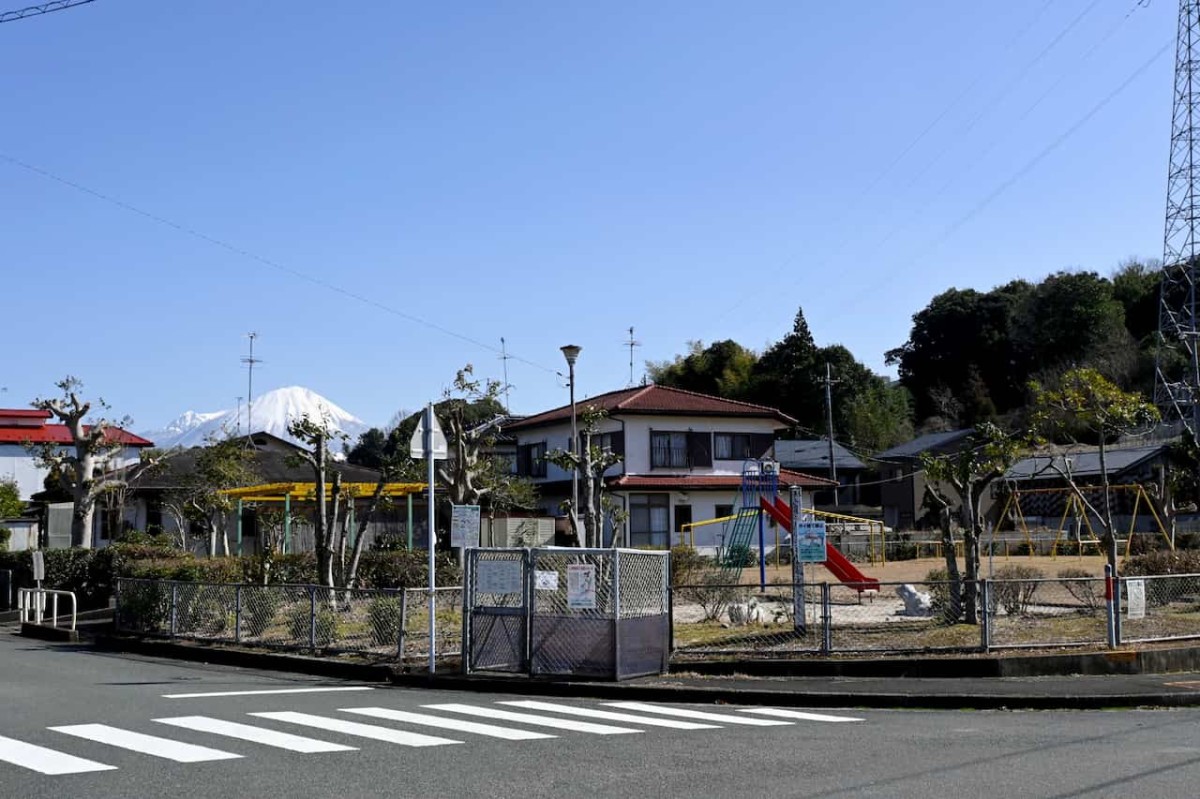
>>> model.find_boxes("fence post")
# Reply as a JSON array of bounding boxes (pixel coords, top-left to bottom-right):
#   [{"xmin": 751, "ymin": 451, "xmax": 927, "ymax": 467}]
[
  {"xmin": 613, "ymin": 550, "xmax": 622, "ymax": 680},
  {"xmin": 820, "ymin": 582, "xmax": 831, "ymax": 654},
  {"xmin": 113, "ymin": 578, "xmax": 122, "ymax": 632},
  {"xmin": 460, "ymin": 551, "xmax": 471, "ymax": 674},
  {"xmin": 398, "ymin": 589, "xmax": 409, "ymax": 661},
  {"xmin": 1104, "ymin": 564, "xmax": 1116, "ymax": 648},
  {"xmin": 235, "ymin": 585, "xmax": 243, "ymax": 645},
  {"xmin": 526, "ymin": 548, "xmax": 535, "ymax": 677},
  {"xmin": 980, "ymin": 579, "xmax": 990, "ymax": 653},
  {"xmin": 309, "ymin": 586, "xmax": 317, "ymax": 650},
  {"xmin": 169, "ymin": 582, "xmax": 178, "ymax": 638}
]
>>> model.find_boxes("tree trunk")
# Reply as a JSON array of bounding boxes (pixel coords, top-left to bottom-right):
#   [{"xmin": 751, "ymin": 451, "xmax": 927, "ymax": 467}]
[
  {"xmin": 346, "ymin": 478, "xmax": 387, "ymax": 588},
  {"xmin": 927, "ymin": 486, "xmax": 962, "ymax": 621},
  {"xmin": 314, "ymin": 433, "xmax": 334, "ymax": 588}
]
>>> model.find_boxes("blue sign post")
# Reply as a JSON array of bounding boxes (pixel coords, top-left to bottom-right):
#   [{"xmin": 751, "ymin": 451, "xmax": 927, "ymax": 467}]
[{"xmin": 794, "ymin": 520, "xmax": 827, "ymax": 563}]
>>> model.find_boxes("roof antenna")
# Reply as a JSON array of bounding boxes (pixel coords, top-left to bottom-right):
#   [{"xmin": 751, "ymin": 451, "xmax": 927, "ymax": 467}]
[
  {"xmin": 241, "ymin": 332, "xmax": 262, "ymax": 446},
  {"xmin": 499, "ymin": 336, "xmax": 512, "ymax": 414},
  {"xmin": 626, "ymin": 326, "xmax": 642, "ymax": 387}
]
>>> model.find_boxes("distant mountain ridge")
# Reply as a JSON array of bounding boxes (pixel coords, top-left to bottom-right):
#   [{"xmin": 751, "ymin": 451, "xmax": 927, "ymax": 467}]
[{"xmin": 142, "ymin": 386, "xmax": 371, "ymax": 452}]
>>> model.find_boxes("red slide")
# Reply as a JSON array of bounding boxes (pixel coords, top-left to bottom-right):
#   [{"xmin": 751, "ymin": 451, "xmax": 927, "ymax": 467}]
[{"xmin": 760, "ymin": 496, "xmax": 881, "ymax": 593}]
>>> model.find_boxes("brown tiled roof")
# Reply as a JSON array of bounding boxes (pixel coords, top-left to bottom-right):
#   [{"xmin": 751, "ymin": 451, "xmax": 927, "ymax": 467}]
[
  {"xmin": 608, "ymin": 469, "xmax": 833, "ymax": 490},
  {"xmin": 505, "ymin": 385, "xmax": 795, "ymax": 430}
]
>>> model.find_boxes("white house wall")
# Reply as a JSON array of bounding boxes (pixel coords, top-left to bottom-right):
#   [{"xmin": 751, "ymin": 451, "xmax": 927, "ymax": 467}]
[
  {"xmin": 619, "ymin": 416, "xmax": 781, "ymax": 474},
  {"xmin": 0, "ymin": 444, "xmax": 145, "ymax": 500}
]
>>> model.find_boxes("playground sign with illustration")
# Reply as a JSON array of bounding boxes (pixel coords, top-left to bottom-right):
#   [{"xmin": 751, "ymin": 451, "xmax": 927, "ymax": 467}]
[{"xmin": 793, "ymin": 520, "xmax": 827, "ymax": 563}]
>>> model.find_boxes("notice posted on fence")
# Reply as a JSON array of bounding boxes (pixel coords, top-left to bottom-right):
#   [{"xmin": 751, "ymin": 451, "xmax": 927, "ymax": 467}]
[
  {"xmin": 566, "ymin": 564, "xmax": 597, "ymax": 609},
  {"xmin": 793, "ymin": 521, "xmax": 827, "ymax": 563},
  {"xmin": 1126, "ymin": 578, "xmax": 1146, "ymax": 620},
  {"xmin": 535, "ymin": 570, "xmax": 559, "ymax": 591},
  {"xmin": 477, "ymin": 560, "xmax": 523, "ymax": 598}
]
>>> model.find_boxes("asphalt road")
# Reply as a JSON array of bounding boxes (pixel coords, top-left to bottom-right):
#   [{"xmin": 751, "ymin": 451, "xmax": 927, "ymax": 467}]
[{"xmin": 3, "ymin": 630, "xmax": 1200, "ymax": 798}]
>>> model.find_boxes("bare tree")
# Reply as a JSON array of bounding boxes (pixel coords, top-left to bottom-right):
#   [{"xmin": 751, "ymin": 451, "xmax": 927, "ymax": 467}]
[
  {"xmin": 30, "ymin": 377, "xmax": 131, "ymax": 548},
  {"xmin": 288, "ymin": 413, "xmax": 348, "ymax": 588},
  {"xmin": 546, "ymin": 406, "xmax": 623, "ymax": 547}
]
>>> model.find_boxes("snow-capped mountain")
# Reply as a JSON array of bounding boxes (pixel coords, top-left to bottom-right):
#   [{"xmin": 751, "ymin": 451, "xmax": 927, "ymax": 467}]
[{"xmin": 143, "ymin": 386, "xmax": 371, "ymax": 452}]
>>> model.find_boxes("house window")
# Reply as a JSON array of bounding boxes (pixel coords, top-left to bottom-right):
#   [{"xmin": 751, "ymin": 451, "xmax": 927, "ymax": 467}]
[
  {"xmin": 714, "ymin": 433, "xmax": 752, "ymax": 459},
  {"xmin": 714, "ymin": 432, "xmax": 774, "ymax": 460},
  {"xmin": 715, "ymin": 504, "xmax": 734, "ymax": 520},
  {"xmin": 651, "ymin": 431, "xmax": 688, "ymax": 468},
  {"xmin": 629, "ymin": 493, "xmax": 670, "ymax": 547},
  {"xmin": 517, "ymin": 442, "xmax": 547, "ymax": 477}
]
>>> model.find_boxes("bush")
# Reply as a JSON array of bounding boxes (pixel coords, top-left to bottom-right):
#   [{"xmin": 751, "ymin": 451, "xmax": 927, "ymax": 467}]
[
  {"xmin": 356, "ymin": 551, "xmax": 460, "ymax": 590},
  {"xmin": 924, "ymin": 567, "xmax": 954, "ymax": 620},
  {"xmin": 0, "ymin": 527, "xmax": 10, "ymax": 552},
  {"xmin": 366, "ymin": 595, "xmax": 403, "ymax": 648},
  {"xmin": 1057, "ymin": 567, "xmax": 1102, "ymax": 613},
  {"xmin": 241, "ymin": 586, "xmax": 283, "ymax": 637},
  {"xmin": 1123, "ymin": 549, "xmax": 1200, "ymax": 577},
  {"xmin": 669, "ymin": 546, "xmax": 708, "ymax": 587},
  {"xmin": 116, "ymin": 580, "xmax": 171, "ymax": 633},
  {"xmin": 286, "ymin": 597, "xmax": 338, "ymax": 648},
  {"xmin": 990, "ymin": 564, "xmax": 1044, "ymax": 615}
]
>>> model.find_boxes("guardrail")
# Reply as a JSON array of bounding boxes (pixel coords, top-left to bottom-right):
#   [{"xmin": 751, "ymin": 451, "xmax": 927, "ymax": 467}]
[{"xmin": 18, "ymin": 588, "xmax": 77, "ymax": 632}]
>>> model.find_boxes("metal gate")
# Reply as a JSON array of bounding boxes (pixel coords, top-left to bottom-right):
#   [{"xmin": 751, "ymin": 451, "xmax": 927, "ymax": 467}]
[{"xmin": 463, "ymin": 548, "xmax": 530, "ymax": 673}]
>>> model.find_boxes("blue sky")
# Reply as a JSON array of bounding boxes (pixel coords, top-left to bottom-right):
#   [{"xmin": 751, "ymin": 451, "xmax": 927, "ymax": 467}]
[{"xmin": 0, "ymin": 0, "xmax": 1177, "ymax": 432}]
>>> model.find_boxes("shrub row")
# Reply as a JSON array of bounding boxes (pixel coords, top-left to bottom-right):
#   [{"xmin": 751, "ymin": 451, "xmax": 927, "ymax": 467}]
[{"xmin": 0, "ymin": 544, "xmax": 462, "ymax": 609}]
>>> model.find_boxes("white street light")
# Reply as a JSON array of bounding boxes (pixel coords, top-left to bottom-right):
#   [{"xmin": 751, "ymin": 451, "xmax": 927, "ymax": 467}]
[{"xmin": 561, "ymin": 344, "xmax": 582, "ymax": 546}]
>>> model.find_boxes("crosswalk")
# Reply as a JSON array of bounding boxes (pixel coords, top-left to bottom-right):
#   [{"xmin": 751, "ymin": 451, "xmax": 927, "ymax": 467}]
[{"xmin": 0, "ymin": 699, "xmax": 863, "ymax": 777}]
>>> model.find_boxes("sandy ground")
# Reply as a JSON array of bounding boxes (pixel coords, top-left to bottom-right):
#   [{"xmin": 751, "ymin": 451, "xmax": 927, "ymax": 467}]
[{"xmin": 729, "ymin": 554, "xmax": 1112, "ymax": 585}]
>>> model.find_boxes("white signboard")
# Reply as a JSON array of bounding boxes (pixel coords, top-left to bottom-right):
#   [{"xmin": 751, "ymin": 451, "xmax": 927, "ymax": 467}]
[
  {"xmin": 31, "ymin": 550, "xmax": 45, "ymax": 582},
  {"xmin": 1126, "ymin": 579, "xmax": 1146, "ymax": 620},
  {"xmin": 793, "ymin": 520, "xmax": 827, "ymax": 563},
  {"xmin": 566, "ymin": 564, "xmax": 597, "ymax": 609},
  {"xmin": 409, "ymin": 411, "xmax": 449, "ymax": 459},
  {"xmin": 450, "ymin": 505, "xmax": 481, "ymax": 548},
  {"xmin": 476, "ymin": 560, "xmax": 522, "ymax": 598}
]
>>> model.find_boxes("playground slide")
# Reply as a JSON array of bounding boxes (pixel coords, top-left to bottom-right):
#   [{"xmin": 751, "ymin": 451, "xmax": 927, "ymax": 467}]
[{"xmin": 759, "ymin": 496, "xmax": 881, "ymax": 593}]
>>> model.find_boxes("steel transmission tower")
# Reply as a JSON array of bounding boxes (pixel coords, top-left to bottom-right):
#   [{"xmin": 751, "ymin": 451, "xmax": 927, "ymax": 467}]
[{"xmin": 1156, "ymin": 0, "xmax": 1200, "ymax": 439}]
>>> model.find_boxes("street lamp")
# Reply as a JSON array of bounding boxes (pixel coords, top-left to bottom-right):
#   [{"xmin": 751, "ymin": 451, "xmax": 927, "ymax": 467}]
[{"xmin": 561, "ymin": 344, "xmax": 582, "ymax": 546}]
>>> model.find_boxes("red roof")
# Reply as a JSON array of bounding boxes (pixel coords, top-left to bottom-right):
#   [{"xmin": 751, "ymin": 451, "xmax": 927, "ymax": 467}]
[
  {"xmin": 0, "ymin": 409, "xmax": 52, "ymax": 419},
  {"xmin": 506, "ymin": 385, "xmax": 795, "ymax": 430},
  {"xmin": 0, "ymin": 424, "xmax": 154, "ymax": 447},
  {"xmin": 609, "ymin": 469, "xmax": 834, "ymax": 490}
]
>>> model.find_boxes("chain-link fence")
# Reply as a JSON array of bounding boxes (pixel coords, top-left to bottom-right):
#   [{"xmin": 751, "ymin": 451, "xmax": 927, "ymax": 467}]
[
  {"xmin": 115, "ymin": 578, "xmax": 462, "ymax": 665},
  {"xmin": 672, "ymin": 573, "xmax": 1132, "ymax": 657},
  {"xmin": 462, "ymin": 547, "xmax": 670, "ymax": 679},
  {"xmin": 1121, "ymin": 574, "xmax": 1200, "ymax": 644}
]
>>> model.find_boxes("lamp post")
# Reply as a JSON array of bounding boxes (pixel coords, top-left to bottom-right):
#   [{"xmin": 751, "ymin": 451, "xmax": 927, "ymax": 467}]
[{"xmin": 561, "ymin": 344, "xmax": 582, "ymax": 545}]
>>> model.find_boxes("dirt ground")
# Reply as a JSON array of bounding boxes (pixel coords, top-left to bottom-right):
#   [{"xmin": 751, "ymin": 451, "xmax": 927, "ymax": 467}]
[{"xmin": 733, "ymin": 554, "xmax": 1112, "ymax": 586}]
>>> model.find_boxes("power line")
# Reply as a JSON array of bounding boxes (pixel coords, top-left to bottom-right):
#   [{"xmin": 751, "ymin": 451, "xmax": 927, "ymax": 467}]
[
  {"xmin": 0, "ymin": 152, "xmax": 560, "ymax": 377},
  {"xmin": 0, "ymin": 0, "xmax": 93, "ymax": 24}
]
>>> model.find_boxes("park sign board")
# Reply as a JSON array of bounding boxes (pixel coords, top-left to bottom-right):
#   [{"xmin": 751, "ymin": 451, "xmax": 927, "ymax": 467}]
[
  {"xmin": 793, "ymin": 520, "xmax": 827, "ymax": 563},
  {"xmin": 451, "ymin": 504, "xmax": 481, "ymax": 548}
]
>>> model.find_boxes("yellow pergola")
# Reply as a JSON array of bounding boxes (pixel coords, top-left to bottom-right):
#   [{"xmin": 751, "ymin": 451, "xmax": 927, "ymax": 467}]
[{"xmin": 220, "ymin": 481, "xmax": 428, "ymax": 554}]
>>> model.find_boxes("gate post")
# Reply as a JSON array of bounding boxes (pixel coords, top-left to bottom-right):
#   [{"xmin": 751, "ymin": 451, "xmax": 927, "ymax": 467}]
[{"xmin": 613, "ymin": 550, "xmax": 622, "ymax": 680}]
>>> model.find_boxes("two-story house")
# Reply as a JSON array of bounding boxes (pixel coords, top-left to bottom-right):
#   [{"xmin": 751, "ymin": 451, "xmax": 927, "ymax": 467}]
[
  {"xmin": 504, "ymin": 385, "xmax": 833, "ymax": 548},
  {"xmin": 0, "ymin": 408, "xmax": 153, "ymax": 501}
]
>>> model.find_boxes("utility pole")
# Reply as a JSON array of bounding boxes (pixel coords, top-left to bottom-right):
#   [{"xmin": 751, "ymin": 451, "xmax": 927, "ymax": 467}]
[
  {"xmin": 499, "ymin": 337, "xmax": 511, "ymax": 414},
  {"xmin": 822, "ymin": 362, "xmax": 839, "ymax": 506}
]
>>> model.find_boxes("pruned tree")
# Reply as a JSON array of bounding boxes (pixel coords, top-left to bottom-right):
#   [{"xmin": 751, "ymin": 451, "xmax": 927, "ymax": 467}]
[
  {"xmin": 1029, "ymin": 367, "xmax": 1160, "ymax": 571},
  {"xmin": 436, "ymin": 365, "xmax": 508, "ymax": 507},
  {"xmin": 287, "ymin": 413, "xmax": 349, "ymax": 588},
  {"xmin": 546, "ymin": 405, "xmax": 623, "ymax": 547},
  {"xmin": 920, "ymin": 422, "xmax": 1024, "ymax": 623},
  {"xmin": 30, "ymin": 377, "xmax": 132, "ymax": 548}
]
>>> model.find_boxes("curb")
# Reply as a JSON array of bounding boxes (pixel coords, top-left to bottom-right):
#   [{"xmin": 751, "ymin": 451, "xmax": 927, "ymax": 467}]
[
  {"xmin": 20, "ymin": 622, "xmax": 79, "ymax": 643},
  {"xmin": 86, "ymin": 635, "xmax": 1200, "ymax": 710}
]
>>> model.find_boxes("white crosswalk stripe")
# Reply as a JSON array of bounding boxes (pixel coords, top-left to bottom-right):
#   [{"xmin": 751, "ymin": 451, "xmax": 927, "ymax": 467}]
[
  {"xmin": 50, "ymin": 724, "xmax": 243, "ymax": 763},
  {"xmin": 0, "ymin": 735, "xmax": 117, "ymax": 775},
  {"xmin": 738, "ymin": 708, "xmax": 863, "ymax": 723},
  {"xmin": 603, "ymin": 702, "xmax": 793, "ymax": 726},
  {"xmin": 423, "ymin": 703, "xmax": 642, "ymax": 735},
  {"xmin": 500, "ymin": 700, "xmax": 719, "ymax": 730},
  {"xmin": 249, "ymin": 711, "xmax": 462, "ymax": 747},
  {"xmin": 155, "ymin": 716, "xmax": 358, "ymax": 753},
  {"xmin": 340, "ymin": 707, "xmax": 556, "ymax": 741}
]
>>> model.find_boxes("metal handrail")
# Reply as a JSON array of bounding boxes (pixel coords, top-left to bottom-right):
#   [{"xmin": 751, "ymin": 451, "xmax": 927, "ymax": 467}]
[{"xmin": 18, "ymin": 588, "xmax": 77, "ymax": 631}]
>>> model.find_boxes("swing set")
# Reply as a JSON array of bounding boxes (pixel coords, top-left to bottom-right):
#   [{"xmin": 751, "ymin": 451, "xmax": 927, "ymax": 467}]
[{"xmin": 993, "ymin": 484, "xmax": 1173, "ymax": 557}]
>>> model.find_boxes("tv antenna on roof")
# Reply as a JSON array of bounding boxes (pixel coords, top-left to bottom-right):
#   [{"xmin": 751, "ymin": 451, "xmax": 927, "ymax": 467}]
[
  {"xmin": 625, "ymin": 327, "xmax": 642, "ymax": 387},
  {"xmin": 499, "ymin": 336, "xmax": 512, "ymax": 413},
  {"xmin": 241, "ymin": 333, "xmax": 262, "ymax": 439}
]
